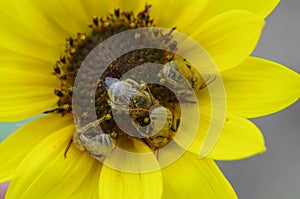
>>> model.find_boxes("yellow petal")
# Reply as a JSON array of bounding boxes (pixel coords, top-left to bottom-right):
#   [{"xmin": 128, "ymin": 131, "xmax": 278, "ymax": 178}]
[
  {"xmin": 162, "ymin": 152, "xmax": 237, "ymax": 198},
  {"xmin": 0, "ymin": 1, "xmax": 15, "ymax": 18},
  {"xmin": 222, "ymin": 57, "xmax": 300, "ymax": 118},
  {"xmin": 104, "ymin": 137, "xmax": 160, "ymax": 173},
  {"xmin": 0, "ymin": 53, "xmax": 54, "ymax": 76},
  {"xmin": 99, "ymin": 166, "xmax": 163, "ymax": 199},
  {"xmin": 191, "ymin": 10, "xmax": 264, "ymax": 71},
  {"xmin": 170, "ymin": 101, "xmax": 200, "ymax": 157},
  {"xmin": 190, "ymin": 89, "xmax": 265, "ymax": 160},
  {"xmin": 207, "ymin": 115, "xmax": 266, "ymax": 160},
  {"xmin": 0, "ymin": 0, "xmax": 113, "ymax": 60},
  {"xmin": 0, "ymin": 114, "xmax": 73, "ymax": 183},
  {"xmin": 187, "ymin": 111, "xmax": 211, "ymax": 155},
  {"xmin": 79, "ymin": 0, "xmax": 112, "ymax": 20},
  {"xmin": 68, "ymin": 161, "xmax": 102, "ymax": 199},
  {"xmin": 0, "ymin": 56, "xmax": 58, "ymax": 122},
  {"xmin": 115, "ymin": 0, "xmax": 147, "ymax": 13},
  {"xmin": 10, "ymin": 0, "xmax": 85, "ymax": 35},
  {"xmin": 6, "ymin": 0, "xmax": 68, "ymax": 44},
  {"xmin": 187, "ymin": 86, "xmax": 226, "ymax": 158},
  {"xmin": 200, "ymin": 0, "xmax": 279, "ymax": 21},
  {"xmin": 0, "ymin": 66, "xmax": 59, "ymax": 121},
  {"xmin": 151, "ymin": 0, "xmax": 208, "ymax": 29},
  {"xmin": 0, "ymin": 0, "xmax": 110, "ymax": 61},
  {"xmin": 179, "ymin": 87, "xmax": 211, "ymax": 152},
  {"xmin": 99, "ymin": 139, "xmax": 162, "ymax": 199},
  {"xmin": 5, "ymin": 125, "xmax": 95, "ymax": 199},
  {"xmin": 182, "ymin": 0, "xmax": 279, "ymax": 35},
  {"xmin": 0, "ymin": 11, "xmax": 61, "ymax": 62}
]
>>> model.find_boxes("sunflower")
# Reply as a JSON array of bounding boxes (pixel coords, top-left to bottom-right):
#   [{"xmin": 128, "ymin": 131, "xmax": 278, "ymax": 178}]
[{"xmin": 1, "ymin": 0, "xmax": 300, "ymax": 198}]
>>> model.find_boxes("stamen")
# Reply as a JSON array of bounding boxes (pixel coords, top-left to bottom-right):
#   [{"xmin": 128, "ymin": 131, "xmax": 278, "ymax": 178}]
[
  {"xmin": 54, "ymin": 88, "xmax": 64, "ymax": 97},
  {"xmin": 114, "ymin": 9, "xmax": 120, "ymax": 18}
]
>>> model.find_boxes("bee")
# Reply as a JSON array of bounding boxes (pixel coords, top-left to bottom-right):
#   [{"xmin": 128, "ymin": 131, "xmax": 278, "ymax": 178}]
[
  {"xmin": 159, "ymin": 60, "xmax": 186, "ymax": 85},
  {"xmin": 105, "ymin": 77, "xmax": 154, "ymax": 126},
  {"xmin": 104, "ymin": 77, "xmax": 181, "ymax": 153},
  {"xmin": 79, "ymin": 132, "xmax": 115, "ymax": 161},
  {"xmin": 158, "ymin": 60, "xmax": 198, "ymax": 102},
  {"xmin": 69, "ymin": 114, "xmax": 115, "ymax": 161},
  {"xmin": 145, "ymin": 105, "xmax": 180, "ymax": 150},
  {"xmin": 159, "ymin": 59, "xmax": 216, "ymax": 91},
  {"xmin": 105, "ymin": 77, "xmax": 141, "ymax": 109},
  {"xmin": 159, "ymin": 60, "xmax": 198, "ymax": 87}
]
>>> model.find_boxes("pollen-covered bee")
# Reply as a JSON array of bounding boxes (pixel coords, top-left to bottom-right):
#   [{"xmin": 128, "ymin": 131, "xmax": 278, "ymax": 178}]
[
  {"xmin": 145, "ymin": 105, "xmax": 180, "ymax": 150},
  {"xmin": 159, "ymin": 60, "xmax": 186, "ymax": 85},
  {"xmin": 158, "ymin": 60, "xmax": 198, "ymax": 102},
  {"xmin": 105, "ymin": 77, "xmax": 142, "ymax": 109},
  {"xmin": 159, "ymin": 60, "xmax": 199, "ymax": 87},
  {"xmin": 72, "ymin": 114, "xmax": 115, "ymax": 161},
  {"xmin": 104, "ymin": 77, "xmax": 181, "ymax": 153},
  {"xmin": 105, "ymin": 77, "xmax": 154, "ymax": 126},
  {"xmin": 159, "ymin": 59, "xmax": 215, "ymax": 91}
]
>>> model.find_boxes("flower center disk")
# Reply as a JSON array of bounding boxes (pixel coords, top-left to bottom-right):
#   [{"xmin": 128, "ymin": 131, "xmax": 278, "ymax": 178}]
[{"xmin": 48, "ymin": 5, "xmax": 200, "ymax": 162}]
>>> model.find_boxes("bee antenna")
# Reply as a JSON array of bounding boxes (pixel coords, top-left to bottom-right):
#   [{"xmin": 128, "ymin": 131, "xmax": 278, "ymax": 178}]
[
  {"xmin": 145, "ymin": 84, "xmax": 155, "ymax": 104},
  {"xmin": 199, "ymin": 75, "xmax": 217, "ymax": 90}
]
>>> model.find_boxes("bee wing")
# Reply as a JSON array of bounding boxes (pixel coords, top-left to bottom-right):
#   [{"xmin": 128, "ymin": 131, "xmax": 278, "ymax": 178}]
[
  {"xmin": 76, "ymin": 119, "xmax": 103, "ymax": 134},
  {"xmin": 79, "ymin": 133, "xmax": 115, "ymax": 161},
  {"xmin": 109, "ymin": 81, "xmax": 140, "ymax": 107},
  {"xmin": 117, "ymin": 86, "xmax": 139, "ymax": 105},
  {"xmin": 104, "ymin": 77, "xmax": 119, "ymax": 88},
  {"xmin": 96, "ymin": 134, "xmax": 115, "ymax": 152},
  {"xmin": 150, "ymin": 107, "xmax": 173, "ymax": 131},
  {"xmin": 167, "ymin": 60, "xmax": 179, "ymax": 70},
  {"xmin": 164, "ymin": 61, "xmax": 185, "ymax": 84}
]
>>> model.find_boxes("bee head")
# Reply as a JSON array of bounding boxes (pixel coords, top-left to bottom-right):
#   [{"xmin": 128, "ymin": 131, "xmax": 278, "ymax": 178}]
[{"xmin": 132, "ymin": 94, "xmax": 151, "ymax": 108}]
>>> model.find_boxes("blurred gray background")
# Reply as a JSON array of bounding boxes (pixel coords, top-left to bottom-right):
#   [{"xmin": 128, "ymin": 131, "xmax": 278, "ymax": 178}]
[
  {"xmin": 0, "ymin": 1, "xmax": 299, "ymax": 198},
  {"xmin": 217, "ymin": 1, "xmax": 300, "ymax": 198}
]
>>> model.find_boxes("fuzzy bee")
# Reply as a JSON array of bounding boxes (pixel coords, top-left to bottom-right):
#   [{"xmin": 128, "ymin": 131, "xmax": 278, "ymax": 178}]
[
  {"xmin": 104, "ymin": 77, "xmax": 143, "ymax": 109},
  {"xmin": 71, "ymin": 114, "xmax": 115, "ymax": 161},
  {"xmin": 159, "ymin": 59, "xmax": 215, "ymax": 91},
  {"xmin": 157, "ymin": 60, "xmax": 197, "ymax": 101},
  {"xmin": 145, "ymin": 105, "xmax": 180, "ymax": 150},
  {"xmin": 104, "ymin": 77, "xmax": 181, "ymax": 152},
  {"xmin": 160, "ymin": 61, "xmax": 187, "ymax": 85},
  {"xmin": 105, "ymin": 77, "xmax": 154, "ymax": 127}
]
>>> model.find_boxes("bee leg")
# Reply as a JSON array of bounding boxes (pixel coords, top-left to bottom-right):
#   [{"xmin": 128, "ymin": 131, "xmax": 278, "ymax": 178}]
[
  {"xmin": 98, "ymin": 114, "xmax": 112, "ymax": 124},
  {"xmin": 171, "ymin": 118, "xmax": 180, "ymax": 132},
  {"xmin": 64, "ymin": 138, "xmax": 73, "ymax": 159},
  {"xmin": 77, "ymin": 114, "xmax": 112, "ymax": 133},
  {"xmin": 144, "ymin": 84, "xmax": 155, "ymax": 105},
  {"xmin": 43, "ymin": 104, "xmax": 72, "ymax": 116},
  {"xmin": 124, "ymin": 78, "xmax": 139, "ymax": 88},
  {"xmin": 135, "ymin": 83, "xmax": 146, "ymax": 92}
]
